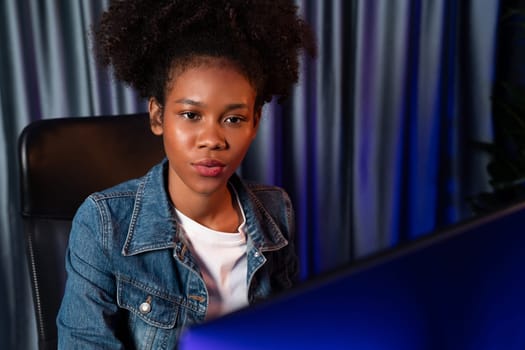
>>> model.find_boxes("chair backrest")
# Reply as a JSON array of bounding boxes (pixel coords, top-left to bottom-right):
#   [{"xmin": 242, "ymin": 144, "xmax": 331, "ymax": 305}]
[{"xmin": 18, "ymin": 113, "xmax": 165, "ymax": 350}]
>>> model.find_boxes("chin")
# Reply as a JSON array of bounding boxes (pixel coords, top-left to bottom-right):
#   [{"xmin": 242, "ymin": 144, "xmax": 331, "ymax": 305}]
[{"xmin": 191, "ymin": 178, "xmax": 228, "ymax": 196}]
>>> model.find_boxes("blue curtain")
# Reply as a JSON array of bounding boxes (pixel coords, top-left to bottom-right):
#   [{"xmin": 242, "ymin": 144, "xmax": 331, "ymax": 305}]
[
  {"xmin": 244, "ymin": 0, "xmax": 499, "ymax": 277},
  {"xmin": 0, "ymin": 0, "xmax": 501, "ymax": 348}
]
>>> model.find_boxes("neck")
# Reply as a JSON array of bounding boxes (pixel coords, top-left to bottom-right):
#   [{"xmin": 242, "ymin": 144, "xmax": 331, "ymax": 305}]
[{"xmin": 168, "ymin": 176, "xmax": 241, "ymax": 232}]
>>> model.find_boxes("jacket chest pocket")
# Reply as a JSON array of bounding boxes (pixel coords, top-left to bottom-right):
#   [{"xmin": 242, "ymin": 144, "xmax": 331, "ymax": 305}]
[{"xmin": 117, "ymin": 276, "xmax": 180, "ymax": 329}]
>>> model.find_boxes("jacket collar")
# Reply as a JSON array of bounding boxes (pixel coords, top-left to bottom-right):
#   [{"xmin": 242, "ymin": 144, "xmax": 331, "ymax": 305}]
[{"xmin": 122, "ymin": 159, "xmax": 288, "ymax": 256}]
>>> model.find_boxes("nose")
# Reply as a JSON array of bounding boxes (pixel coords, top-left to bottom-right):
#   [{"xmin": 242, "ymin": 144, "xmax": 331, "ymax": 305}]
[{"xmin": 197, "ymin": 122, "xmax": 227, "ymax": 150}]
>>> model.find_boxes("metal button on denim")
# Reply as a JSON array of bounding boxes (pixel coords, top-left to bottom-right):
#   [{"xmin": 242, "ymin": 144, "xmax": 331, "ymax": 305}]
[{"xmin": 139, "ymin": 296, "xmax": 152, "ymax": 314}]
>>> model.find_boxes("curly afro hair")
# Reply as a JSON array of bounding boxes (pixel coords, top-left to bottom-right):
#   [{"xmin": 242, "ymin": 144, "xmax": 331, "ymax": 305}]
[{"xmin": 93, "ymin": 0, "xmax": 316, "ymax": 108}]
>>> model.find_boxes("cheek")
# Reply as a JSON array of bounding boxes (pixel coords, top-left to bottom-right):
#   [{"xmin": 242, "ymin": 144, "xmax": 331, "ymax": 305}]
[{"xmin": 164, "ymin": 124, "xmax": 193, "ymax": 149}]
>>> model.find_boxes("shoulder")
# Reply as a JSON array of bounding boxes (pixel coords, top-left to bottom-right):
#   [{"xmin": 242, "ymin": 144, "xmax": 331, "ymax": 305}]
[
  {"xmin": 71, "ymin": 177, "xmax": 142, "ymax": 250},
  {"xmin": 90, "ymin": 177, "xmax": 142, "ymax": 202},
  {"xmin": 75, "ymin": 177, "xmax": 141, "ymax": 227},
  {"xmin": 233, "ymin": 177, "xmax": 295, "ymax": 238},
  {"xmin": 243, "ymin": 181, "xmax": 293, "ymax": 211},
  {"xmin": 71, "ymin": 162, "xmax": 162, "ymax": 243}
]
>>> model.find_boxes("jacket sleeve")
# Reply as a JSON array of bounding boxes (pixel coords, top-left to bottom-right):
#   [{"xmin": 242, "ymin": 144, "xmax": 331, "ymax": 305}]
[{"xmin": 56, "ymin": 197, "xmax": 126, "ymax": 349}]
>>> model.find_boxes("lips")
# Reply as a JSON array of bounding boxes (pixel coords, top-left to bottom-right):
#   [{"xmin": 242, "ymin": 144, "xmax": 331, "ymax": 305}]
[{"xmin": 192, "ymin": 159, "xmax": 226, "ymax": 177}]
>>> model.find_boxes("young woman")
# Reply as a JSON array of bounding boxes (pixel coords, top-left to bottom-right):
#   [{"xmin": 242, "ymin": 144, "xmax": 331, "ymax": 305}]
[{"xmin": 57, "ymin": 0, "xmax": 316, "ymax": 348}]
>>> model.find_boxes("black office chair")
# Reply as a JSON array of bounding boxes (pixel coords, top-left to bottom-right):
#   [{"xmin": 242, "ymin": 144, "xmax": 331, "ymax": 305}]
[{"xmin": 18, "ymin": 113, "xmax": 165, "ymax": 350}]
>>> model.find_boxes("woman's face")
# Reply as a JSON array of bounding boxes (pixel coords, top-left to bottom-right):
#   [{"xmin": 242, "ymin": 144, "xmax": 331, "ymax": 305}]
[{"xmin": 149, "ymin": 60, "xmax": 259, "ymax": 199}]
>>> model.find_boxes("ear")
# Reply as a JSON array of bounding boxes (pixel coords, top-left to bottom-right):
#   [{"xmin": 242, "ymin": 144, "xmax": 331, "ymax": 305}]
[{"xmin": 149, "ymin": 98, "xmax": 164, "ymax": 135}]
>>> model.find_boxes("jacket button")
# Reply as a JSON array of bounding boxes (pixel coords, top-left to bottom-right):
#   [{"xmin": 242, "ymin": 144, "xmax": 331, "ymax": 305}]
[
  {"xmin": 254, "ymin": 251, "xmax": 260, "ymax": 258},
  {"xmin": 139, "ymin": 299, "xmax": 152, "ymax": 314}
]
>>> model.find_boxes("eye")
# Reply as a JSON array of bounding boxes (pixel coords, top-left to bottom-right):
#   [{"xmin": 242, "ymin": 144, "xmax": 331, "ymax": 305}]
[
  {"xmin": 224, "ymin": 115, "xmax": 245, "ymax": 124},
  {"xmin": 180, "ymin": 111, "xmax": 200, "ymax": 120}
]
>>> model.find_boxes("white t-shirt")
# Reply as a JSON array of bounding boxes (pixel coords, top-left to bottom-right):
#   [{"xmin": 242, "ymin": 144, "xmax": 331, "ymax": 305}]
[{"xmin": 175, "ymin": 201, "xmax": 248, "ymax": 320}]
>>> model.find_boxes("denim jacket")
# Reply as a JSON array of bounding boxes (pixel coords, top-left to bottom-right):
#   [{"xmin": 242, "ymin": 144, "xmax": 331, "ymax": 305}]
[{"xmin": 57, "ymin": 160, "xmax": 297, "ymax": 349}]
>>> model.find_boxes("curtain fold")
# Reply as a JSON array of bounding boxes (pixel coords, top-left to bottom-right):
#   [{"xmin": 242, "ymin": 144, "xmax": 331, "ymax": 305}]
[{"xmin": 0, "ymin": 0, "xmax": 501, "ymax": 348}]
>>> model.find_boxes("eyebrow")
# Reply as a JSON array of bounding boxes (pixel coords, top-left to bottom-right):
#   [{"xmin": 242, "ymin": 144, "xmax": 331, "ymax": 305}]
[
  {"xmin": 175, "ymin": 98, "xmax": 205, "ymax": 107},
  {"xmin": 175, "ymin": 98, "xmax": 249, "ymax": 111}
]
